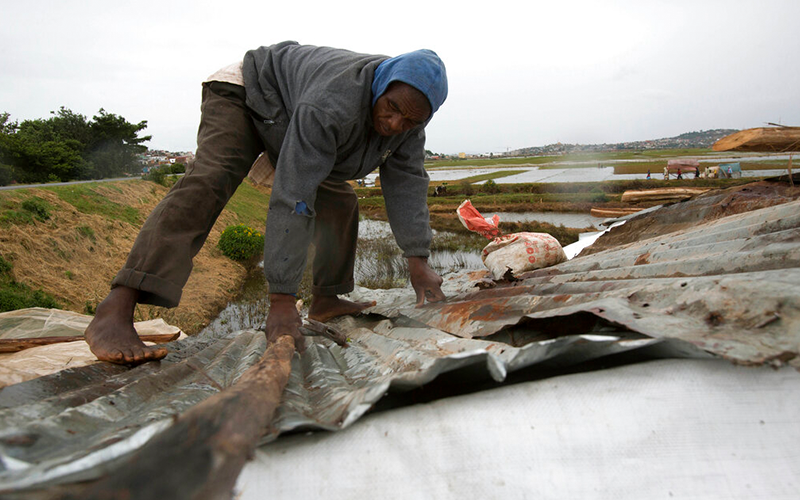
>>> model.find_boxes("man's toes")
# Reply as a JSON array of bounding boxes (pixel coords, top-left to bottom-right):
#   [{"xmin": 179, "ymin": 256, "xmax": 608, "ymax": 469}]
[
  {"xmin": 105, "ymin": 348, "xmax": 125, "ymax": 363},
  {"xmin": 118, "ymin": 348, "xmax": 138, "ymax": 364},
  {"xmin": 144, "ymin": 346, "xmax": 168, "ymax": 361}
]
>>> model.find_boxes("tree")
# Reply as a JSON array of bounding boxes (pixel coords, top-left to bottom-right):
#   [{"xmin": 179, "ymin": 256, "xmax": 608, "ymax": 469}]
[
  {"xmin": 1, "ymin": 113, "xmax": 89, "ymax": 182},
  {"xmin": 0, "ymin": 108, "xmax": 151, "ymax": 183},
  {"xmin": 85, "ymin": 108, "xmax": 151, "ymax": 179}
]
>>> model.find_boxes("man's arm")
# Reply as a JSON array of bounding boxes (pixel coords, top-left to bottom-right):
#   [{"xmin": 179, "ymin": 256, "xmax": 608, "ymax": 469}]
[{"xmin": 380, "ymin": 128, "xmax": 446, "ymax": 305}]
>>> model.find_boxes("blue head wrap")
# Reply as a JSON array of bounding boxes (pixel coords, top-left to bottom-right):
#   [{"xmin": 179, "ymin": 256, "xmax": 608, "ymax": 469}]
[{"xmin": 371, "ymin": 49, "xmax": 448, "ymax": 116}]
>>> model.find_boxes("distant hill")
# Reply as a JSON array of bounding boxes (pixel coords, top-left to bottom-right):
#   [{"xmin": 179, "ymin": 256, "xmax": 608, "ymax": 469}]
[{"xmin": 511, "ymin": 129, "xmax": 739, "ymax": 156}]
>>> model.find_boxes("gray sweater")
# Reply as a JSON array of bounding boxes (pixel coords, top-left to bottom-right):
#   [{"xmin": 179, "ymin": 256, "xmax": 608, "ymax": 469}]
[{"xmin": 242, "ymin": 42, "xmax": 432, "ymax": 294}]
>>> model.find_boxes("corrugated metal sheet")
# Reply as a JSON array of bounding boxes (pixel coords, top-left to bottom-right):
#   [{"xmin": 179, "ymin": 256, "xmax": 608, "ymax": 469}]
[
  {"xmin": 363, "ymin": 198, "xmax": 800, "ymax": 367},
  {"xmin": 1, "ymin": 196, "xmax": 799, "ymax": 494}
]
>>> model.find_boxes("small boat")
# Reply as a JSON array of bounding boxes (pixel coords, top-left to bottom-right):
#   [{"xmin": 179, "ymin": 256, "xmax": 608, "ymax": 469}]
[
  {"xmin": 590, "ymin": 207, "xmax": 644, "ymax": 218},
  {"xmin": 620, "ymin": 187, "xmax": 712, "ymax": 203}
]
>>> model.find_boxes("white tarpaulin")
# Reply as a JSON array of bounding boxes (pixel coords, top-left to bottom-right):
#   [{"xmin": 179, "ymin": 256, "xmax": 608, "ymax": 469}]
[{"xmin": 237, "ymin": 359, "xmax": 800, "ymax": 499}]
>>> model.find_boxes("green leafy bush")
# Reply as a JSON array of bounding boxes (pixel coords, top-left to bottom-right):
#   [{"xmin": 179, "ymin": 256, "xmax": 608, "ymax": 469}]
[
  {"xmin": 218, "ymin": 224, "xmax": 264, "ymax": 261},
  {"xmin": 0, "ymin": 255, "xmax": 11, "ymax": 275},
  {"xmin": 169, "ymin": 162, "xmax": 186, "ymax": 174},
  {"xmin": 143, "ymin": 166, "xmax": 167, "ymax": 186},
  {"xmin": 482, "ymin": 179, "xmax": 500, "ymax": 193},
  {"xmin": 143, "ymin": 163, "xmax": 185, "ymax": 186},
  {"xmin": 590, "ymin": 186, "xmax": 608, "ymax": 202}
]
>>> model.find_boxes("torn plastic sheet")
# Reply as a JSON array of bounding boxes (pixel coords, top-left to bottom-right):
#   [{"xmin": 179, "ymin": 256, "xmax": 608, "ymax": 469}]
[{"xmin": 0, "ymin": 311, "xmax": 709, "ymax": 492}]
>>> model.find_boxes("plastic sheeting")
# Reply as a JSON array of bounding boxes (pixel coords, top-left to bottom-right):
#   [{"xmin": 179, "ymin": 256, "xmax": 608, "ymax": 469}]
[
  {"xmin": 237, "ymin": 359, "xmax": 800, "ymax": 499},
  {"xmin": 0, "ymin": 312, "xmax": 711, "ymax": 492},
  {"xmin": 0, "ymin": 308, "xmax": 184, "ymax": 387}
]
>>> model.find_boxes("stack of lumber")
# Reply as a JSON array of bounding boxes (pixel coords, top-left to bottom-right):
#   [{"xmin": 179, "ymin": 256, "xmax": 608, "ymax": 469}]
[
  {"xmin": 620, "ymin": 187, "xmax": 712, "ymax": 203},
  {"xmin": 713, "ymin": 126, "xmax": 800, "ymax": 152}
]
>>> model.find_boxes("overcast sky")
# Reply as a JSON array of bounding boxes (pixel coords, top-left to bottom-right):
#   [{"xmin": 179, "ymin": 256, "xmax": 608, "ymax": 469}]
[{"xmin": 2, "ymin": 0, "xmax": 798, "ymax": 155}]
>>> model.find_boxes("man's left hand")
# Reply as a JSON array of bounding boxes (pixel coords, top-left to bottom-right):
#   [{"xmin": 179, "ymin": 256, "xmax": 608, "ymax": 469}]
[{"xmin": 407, "ymin": 256, "xmax": 446, "ymax": 307}]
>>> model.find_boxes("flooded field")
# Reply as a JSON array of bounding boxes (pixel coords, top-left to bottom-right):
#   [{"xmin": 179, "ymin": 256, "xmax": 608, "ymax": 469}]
[
  {"xmin": 365, "ymin": 166, "xmax": 789, "ymax": 185},
  {"xmin": 484, "ymin": 211, "xmax": 605, "ymax": 229},
  {"xmin": 202, "ymin": 213, "xmax": 596, "ymax": 336}
]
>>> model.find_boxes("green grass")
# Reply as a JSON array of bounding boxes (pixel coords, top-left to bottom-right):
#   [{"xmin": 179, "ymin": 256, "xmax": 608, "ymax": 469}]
[
  {"xmin": 0, "ymin": 255, "xmax": 60, "ymax": 312},
  {"xmin": 0, "ymin": 208, "xmax": 35, "ymax": 227},
  {"xmin": 76, "ymin": 225, "xmax": 96, "ymax": 242},
  {"xmin": 44, "ymin": 184, "xmax": 142, "ymax": 225},
  {"xmin": 225, "ymin": 180, "xmax": 271, "ymax": 229},
  {"xmin": 0, "ymin": 194, "xmax": 54, "ymax": 227}
]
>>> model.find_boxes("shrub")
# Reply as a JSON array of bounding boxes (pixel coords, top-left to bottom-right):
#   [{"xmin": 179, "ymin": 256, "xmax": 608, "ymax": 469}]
[
  {"xmin": 21, "ymin": 197, "xmax": 52, "ymax": 221},
  {"xmin": 482, "ymin": 179, "xmax": 500, "ymax": 193},
  {"xmin": 218, "ymin": 224, "xmax": 265, "ymax": 261},
  {"xmin": 589, "ymin": 187, "xmax": 608, "ymax": 202},
  {"xmin": 0, "ymin": 282, "xmax": 60, "ymax": 312},
  {"xmin": 169, "ymin": 162, "xmax": 187, "ymax": 174},
  {"xmin": 0, "ymin": 255, "xmax": 11, "ymax": 275},
  {"xmin": 143, "ymin": 166, "xmax": 167, "ymax": 186}
]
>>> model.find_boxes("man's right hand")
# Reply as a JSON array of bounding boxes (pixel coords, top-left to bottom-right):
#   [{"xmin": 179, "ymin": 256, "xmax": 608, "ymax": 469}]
[{"xmin": 265, "ymin": 293, "xmax": 305, "ymax": 353}]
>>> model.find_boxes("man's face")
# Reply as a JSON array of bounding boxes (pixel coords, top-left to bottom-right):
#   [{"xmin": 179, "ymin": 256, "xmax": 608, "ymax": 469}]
[{"xmin": 372, "ymin": 82, "xmax": 431, "ymax": 136}]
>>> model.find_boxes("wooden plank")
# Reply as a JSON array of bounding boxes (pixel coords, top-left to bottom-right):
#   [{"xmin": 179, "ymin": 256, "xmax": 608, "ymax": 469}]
[
  {"xmin": 73, "ymin": 335, "xmax": 296, "ymax": 500},
  {"xmin": 0, "ymin": 333, "xmax": 180, "ymax": 353},
  {"xmin": 712, "ymin": 127, "xmax": 800, "ymax": 152}
]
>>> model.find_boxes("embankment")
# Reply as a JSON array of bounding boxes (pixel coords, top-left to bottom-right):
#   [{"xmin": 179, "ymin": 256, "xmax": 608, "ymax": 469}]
[{"xmin": 0, "ymin": 178, "xmax": 270, "ymax": 334}]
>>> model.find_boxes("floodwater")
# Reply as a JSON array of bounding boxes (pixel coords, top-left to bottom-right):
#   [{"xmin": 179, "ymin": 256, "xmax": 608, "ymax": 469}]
[
  {"xmin": 201, "ymin": 212, "xmax": 601, "ymax": 336},
  {"xmin": 361, "ymin": 154, "xmax": 792, "ymax": 186},
  {"xmin": 367, "ymin": 166, "xmax": 788, "ymax": 185},
  {"xmin": 484, "ymin": 211, "xmax": 605, "ymax": 229}
]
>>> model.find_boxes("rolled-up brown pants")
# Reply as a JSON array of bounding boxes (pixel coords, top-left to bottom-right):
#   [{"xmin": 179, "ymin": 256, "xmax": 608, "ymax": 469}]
[{"xmin": 112, "ymin": 81, "xmax": 358, "ymax": 307}]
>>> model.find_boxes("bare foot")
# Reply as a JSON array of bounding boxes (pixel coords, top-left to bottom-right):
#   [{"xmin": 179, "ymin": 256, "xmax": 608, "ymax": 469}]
[
  {"xmin": 85, "ymin": 286, "xmax": 169, "ymax": 365},
  {"xmin": 307, "ymin": 295, "xmax": 376, "ymax": 323}
]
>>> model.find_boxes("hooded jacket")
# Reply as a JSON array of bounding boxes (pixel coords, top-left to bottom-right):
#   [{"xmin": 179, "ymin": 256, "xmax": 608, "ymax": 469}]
[{"xmin": 242, "ymin": 41, "xmax": 444, "ymax": 294}]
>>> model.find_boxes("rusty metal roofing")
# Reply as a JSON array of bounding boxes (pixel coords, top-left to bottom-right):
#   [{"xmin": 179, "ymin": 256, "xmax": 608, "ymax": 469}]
[{"xmin": 1, "ymin": 194, "xmax": 799, "ymax": 494}]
